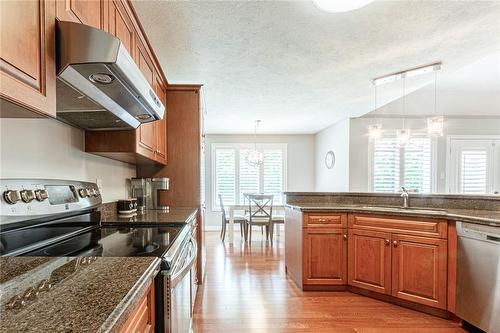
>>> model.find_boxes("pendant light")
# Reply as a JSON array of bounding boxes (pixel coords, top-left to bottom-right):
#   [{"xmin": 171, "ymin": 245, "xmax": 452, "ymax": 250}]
[
  {"xmin": 396, "ymin": 76, "xmax": 411, "ymax": 147},
  {"xmin": 246, "ymin": 120, "xmax": 264, "ymax": 167},
  {"xmin": 368, "ymin": 84, "xmax": 383, "ymax": 140},
  {"xmin": 427, "ymin": 71, "xmax": 444, "ymax": 137}
]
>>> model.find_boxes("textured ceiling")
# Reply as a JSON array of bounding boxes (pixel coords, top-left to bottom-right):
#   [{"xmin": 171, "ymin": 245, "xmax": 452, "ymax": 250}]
[
  {"xmin": 367, "ymin": 51, "xmax": 500, "ymax": 117},
  {"xmin": 132, "ymin": 0, "xmax": 500, "ymax": 134}
]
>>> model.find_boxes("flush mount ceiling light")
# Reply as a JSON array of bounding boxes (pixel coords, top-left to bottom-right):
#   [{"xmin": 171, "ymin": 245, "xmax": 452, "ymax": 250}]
[
  {"xmin": 372, "ymin": 63, "xmax": 442, "ymax": 86},
  {"xmin": 313, "ymin": 0, "xmax": 374, "ymax": 13}
]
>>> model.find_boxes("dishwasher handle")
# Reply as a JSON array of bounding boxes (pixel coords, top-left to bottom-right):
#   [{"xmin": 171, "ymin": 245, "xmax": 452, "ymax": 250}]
[{"xmin": 457, "ymin": 221, "xmax": 500, "ymax": 244}]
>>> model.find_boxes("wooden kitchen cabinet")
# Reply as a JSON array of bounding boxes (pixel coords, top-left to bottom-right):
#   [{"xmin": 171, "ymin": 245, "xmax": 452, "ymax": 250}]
[
  {"xmin": 56, "ymin": 0, "xmax": 104, "ymax": 30},
  {"xmin": 304, "ymin": 228, "xmax": 347, "ymax": 285},
  {"xmin": 0, "ymin": 0, "xmax": 56, "ymax": 117},
  {"xmin": 154, "ymin": 74, "xmax": 168, "ymax": 163},
  {"xmin": 120, "ymin": 280, "xmax": 155, "ymax": 333},
  {"xmin": 392, "ymin": 234, "xmax": 448, "ymax": 309},
  {"xmin": 348, "ymin": 228, "xmax": 392, "ymax": 295},
  {"xmin": 107, "ymin": 0, "xmax": 135, "ymax": 55}
]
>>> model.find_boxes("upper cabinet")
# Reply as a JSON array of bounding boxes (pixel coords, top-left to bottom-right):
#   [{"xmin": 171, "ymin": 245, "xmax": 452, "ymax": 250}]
[
  {"xmin": 56, "ymin": 0, "xmax": 104, "ymax": 29},
  {"xmin": 0, "ymin": 0, "xmax": 56, "ymax": 117},
  {"xmin": 107, "ymin": 0, "xmax": 135, "ymax": 56},
  {"xmin": 0, "ymin": 0, "xmax": 170, "ymax": 165}
]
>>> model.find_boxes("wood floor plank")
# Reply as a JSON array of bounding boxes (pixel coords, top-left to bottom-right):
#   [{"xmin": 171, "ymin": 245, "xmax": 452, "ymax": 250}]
[{"xmin": 192, "ymin": 231, "xmax": 465, "ymax": 333}]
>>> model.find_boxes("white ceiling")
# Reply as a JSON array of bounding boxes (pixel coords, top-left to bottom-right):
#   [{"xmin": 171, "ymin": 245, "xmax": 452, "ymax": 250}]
[
  {"xmin": 367, "ymin": 51, "xmax": 500, "ymax": 117},
  {"xmin": 132, "ymin": 0, "xmax": 500, "ymax": 134}
]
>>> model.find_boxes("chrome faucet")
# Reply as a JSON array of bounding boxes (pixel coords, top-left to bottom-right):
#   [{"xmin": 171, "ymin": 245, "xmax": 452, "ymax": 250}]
[{"xmin": 401, "ymin": 187, "xmax": 409, "ymax": 208}]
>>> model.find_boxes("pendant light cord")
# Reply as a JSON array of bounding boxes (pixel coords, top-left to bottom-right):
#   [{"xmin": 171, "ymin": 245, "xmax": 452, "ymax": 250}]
[
  {"xmin": 402, "ymin": 76, "xmax": 406, "ymax": 128},
  {"xmin": 434, "ymin": 71, "xmax": 437, "ymax": 116}
]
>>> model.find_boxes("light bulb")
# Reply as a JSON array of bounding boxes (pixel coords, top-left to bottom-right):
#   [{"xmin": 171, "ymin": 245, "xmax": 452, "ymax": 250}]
[
  {"xmin": 396, "ymin": 128, "xmax": 411, "ymax": 147},
  {"xmin": 427, "ymin": 116, "xmax": 444, "ymax": 137},
  {"xmin": 368, "ymin": 124, "xmax": 383, "ymax": 140},
  {"xmin": 313, "ymin": 0, "xmax": 375, "ymax": 13}
]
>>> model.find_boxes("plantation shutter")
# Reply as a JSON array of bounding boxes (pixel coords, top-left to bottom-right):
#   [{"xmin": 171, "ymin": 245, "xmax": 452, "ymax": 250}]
[
  {"xmin": 239, "ymin": 148, "xmax": 260, "ymax": 203},
  {"xmin": 263, "ymin": 149, "xmax": 284, "ymax": 204},
  {"xmin": 460, "ymin": 150, "xmax": 487, "ymax": 194},
  {"xmin": 403, "ymin": 137, "xmax": 432, "ymax": 193},
  {"xmin": 372, "ymin": 138, "xmax": 400, "ymax": 192},
  {"xmin": 214, "ymin": 148, "xmax": 236, "ymax": 206}
]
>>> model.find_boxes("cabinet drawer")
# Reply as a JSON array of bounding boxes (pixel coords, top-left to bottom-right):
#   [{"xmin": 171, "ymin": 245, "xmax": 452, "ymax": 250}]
[
  {"xmin": 348, "ymin": 214, "xmax": 447, "ymax": 239},
  {"xmin": 120, "ymin": 281, "xmax": 155, "ymax": 333},
  {"xmin": 305, "ymin": 213, "xmax": 347, "ymax": 228}
]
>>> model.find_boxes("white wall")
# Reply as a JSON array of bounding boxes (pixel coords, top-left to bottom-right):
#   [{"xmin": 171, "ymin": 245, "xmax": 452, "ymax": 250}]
[
  {"xmin": 204, "ymin": 134, "xmax": 315, "ymax": 228},
  {"xmin": 0, "ymin": 118, "xmax": 136, "ymax": 202},
  {"xmin": 314, "ymin": 119, "xmax": 350, "ymax": 191},
  {"xmin": 349, "ymin": 117, "xmax": 500, "ymax": 192}
]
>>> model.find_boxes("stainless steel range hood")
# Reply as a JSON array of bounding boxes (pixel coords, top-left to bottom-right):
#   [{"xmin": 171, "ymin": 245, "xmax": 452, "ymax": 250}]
[{"xmin": 56, "ymin": 21, "xmax": 165, "ymax": 130}]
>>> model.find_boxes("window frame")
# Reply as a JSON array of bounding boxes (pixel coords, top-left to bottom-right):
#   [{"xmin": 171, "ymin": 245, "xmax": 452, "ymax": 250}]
[
  {"xmin": 211, "ymin": 142, "xmax": 288, "ymax": 211},
  {"xmin": 368, "ymin": 133, "xmax": 437, "ymax": 193},
  {"xmin": 446, "ymin": 135, "xmax": 500, "ymax": 194}
]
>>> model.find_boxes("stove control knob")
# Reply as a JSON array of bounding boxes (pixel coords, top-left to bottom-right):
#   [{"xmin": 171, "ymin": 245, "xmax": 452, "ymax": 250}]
[
  {"xmin": 34, "ymin": 189, "xmax": 49, "ymax": 202},
  {"xmin": 3, "ymin": 190, "xmax": 21, "ymax": 205},
  {"xmin": 94, "ymin": 189, "xmax": 100, "ymax": 197},
  {"xmin": 20, "ymin": 190, "xmax": 35, "ymax": 203},
  {"xmin": 78, "ymin": 188, "xmax": 89, "ymax": 198},
  {"xmin": 88, "ymin": 188, "xmax": 96, "ymax": 197}
]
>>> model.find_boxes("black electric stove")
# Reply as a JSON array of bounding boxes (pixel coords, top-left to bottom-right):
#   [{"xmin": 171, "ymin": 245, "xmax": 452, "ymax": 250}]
[{"xmin": 0, "ymin": 179, "xmax": 188, "ymax": 270}]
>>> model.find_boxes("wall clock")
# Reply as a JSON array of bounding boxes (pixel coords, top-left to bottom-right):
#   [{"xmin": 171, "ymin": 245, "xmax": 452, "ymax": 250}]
[{"xmin": 325, "ymin": 150, "xmax": 335, "ymax": 169}]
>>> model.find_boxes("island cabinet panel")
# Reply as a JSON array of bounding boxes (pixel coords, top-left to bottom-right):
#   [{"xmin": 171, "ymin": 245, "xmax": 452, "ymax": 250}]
[
  {"xmin": 348, "ymin": 214, "xmax": 447, "ymax": 239},
  {"xmin": 305, "ymin": 213, "xmax": 347, "ymax": 228},
  {"xmin": 56, "ymin": 0, "xmax": 103, "ymax": 29},
  {"xmin": 392, "ymin": 234, "xmax": 448, "ymax": 309},
  {"xmin": 120, "ymin": 280, "xmax": 155, "ymax": 333},
  {"xmin": 348, "ymin": 228, "xmax": 392, "ymax": 295},
  {"xmin": 284, "ymin": 207, "xmax": 303, "ymax": 287},
  {"xmin": 303, "ymin": 228, "xmax": 347, "ymax": 285},
  {"xmin": 0, "ymin": 0, "xmax": 56, "ymax": 117}
]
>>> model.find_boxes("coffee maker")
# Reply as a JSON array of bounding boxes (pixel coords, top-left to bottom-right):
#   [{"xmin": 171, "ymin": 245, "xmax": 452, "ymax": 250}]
[{"xmin": 129, "ymin": 177, "xmax": 169, "ymax": 210}]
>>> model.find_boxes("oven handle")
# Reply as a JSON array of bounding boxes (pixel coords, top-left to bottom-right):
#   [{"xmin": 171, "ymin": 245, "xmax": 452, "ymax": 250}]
[{"xmin": 170, "ymin": 236, "xmax": 197, "ymax": 288}]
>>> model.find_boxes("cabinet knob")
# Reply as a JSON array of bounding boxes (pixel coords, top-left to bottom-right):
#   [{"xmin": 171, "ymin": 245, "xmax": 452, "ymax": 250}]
[
  {"xmin": 343, "ymin": 234, "xmax": 347, "ymax": 240},
  {"xmin": 393, "ymin": 240, "xmax": 398, "ymax": 247},
  {"xmin": 385, "ymin": 239, "xmax": 390, "ymax": 245}
]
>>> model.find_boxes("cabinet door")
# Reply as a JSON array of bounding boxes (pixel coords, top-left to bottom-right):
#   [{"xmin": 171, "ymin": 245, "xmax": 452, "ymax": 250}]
[
  {"xmin": 107, "ymin": 0, "xmax": 134, "ymax": 55},
  {"xmin": 0, "ymin": 0, "xmax": 56, "ymax": 117},
  {"xmin": 303, "ymin": 228, "xmax": 347, "ymax": 285},
  {"xmin": 392, "ymin": 234, "xmax": 447, "ymax": 309},
  {"xmin": 56, "ymin": 0, "xmax": 102, "ymax": 29},
  {"xmin": 348, "ymin": 229, "xmax": 392, "ymax": 294},
  {"xmin": 135, "ymin": 37, "xmax": 156, "ymax": 156},
  {"xmin": 154, "ymin": 73, "xmax": 167, "ymax": 163}
]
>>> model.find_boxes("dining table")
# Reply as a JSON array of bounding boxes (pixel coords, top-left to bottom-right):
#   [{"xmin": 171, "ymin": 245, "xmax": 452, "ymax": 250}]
[{"xmin": 226, "ymin": 193, "xmax": 284, "ymax": 244}]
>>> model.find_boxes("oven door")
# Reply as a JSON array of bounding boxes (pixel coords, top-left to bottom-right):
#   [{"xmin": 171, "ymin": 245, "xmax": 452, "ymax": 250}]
[{"xmin": 166, "ymin": 236, "xmax": 197, "ymax": 333}]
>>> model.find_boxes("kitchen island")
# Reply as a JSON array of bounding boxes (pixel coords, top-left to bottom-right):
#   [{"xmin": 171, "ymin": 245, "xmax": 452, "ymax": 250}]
[
  {"xmin": 284, "ymin": 192, "xmax": 499, "ymax": 319},
  {"xmin": 0, "ymin": 257, "xmax": 160, "ymax": 333}
]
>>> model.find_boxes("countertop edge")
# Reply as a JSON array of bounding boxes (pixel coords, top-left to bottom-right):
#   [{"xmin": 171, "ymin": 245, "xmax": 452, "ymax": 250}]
[
  {"xmin": 97, "ymin": 257, "xmax": 161, "ymax": 333},
  {"xmin": 285, "ymin": 204, "xmax": 500, "ymax": 227}
]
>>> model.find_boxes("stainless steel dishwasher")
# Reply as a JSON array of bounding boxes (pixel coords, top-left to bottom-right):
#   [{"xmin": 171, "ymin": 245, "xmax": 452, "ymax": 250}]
[{"xmin": 456, "ymin": 222, "xmax": 500, "ymax": 333}]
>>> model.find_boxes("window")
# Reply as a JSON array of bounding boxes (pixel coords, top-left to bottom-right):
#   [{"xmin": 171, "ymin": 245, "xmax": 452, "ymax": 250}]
[
  {"xmin": 448, "ymin": 136, "xmax": 500, "ymax": 194},
  {"xmin": 370, "ymin": 136, "xmax": 435, "ymax": 193},
  {"xmin": 212, "ymin": 143, "xmax": 287, "ymax": 209}
]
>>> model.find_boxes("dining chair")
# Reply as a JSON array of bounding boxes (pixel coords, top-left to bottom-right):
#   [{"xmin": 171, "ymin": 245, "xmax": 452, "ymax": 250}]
[
  {"xmin": 218, "ymin": 194, "xmax": 246, "ymax": 241},
  {"xmin": 245, "ymin": 194, "xmax": 274, "ymax": 245}
]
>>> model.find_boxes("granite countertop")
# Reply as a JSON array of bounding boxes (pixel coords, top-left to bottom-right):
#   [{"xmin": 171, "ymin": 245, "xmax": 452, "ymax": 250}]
[
  {"xmin": 101, "ymin": 206, "xmax": 198, "ymax": 225},
  {"xmin": 0, "ymin": 256, "xmax": 161, "ymax": 333},
  {"xmin": 286, "ymin": 203, "xmax": 500, "ymax": 227}
]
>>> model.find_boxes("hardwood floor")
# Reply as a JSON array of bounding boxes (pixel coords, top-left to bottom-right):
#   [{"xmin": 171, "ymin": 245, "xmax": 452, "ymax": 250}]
[{"xmin": 192, "ymin": 230, "xmax": 466, "ymax": 333}]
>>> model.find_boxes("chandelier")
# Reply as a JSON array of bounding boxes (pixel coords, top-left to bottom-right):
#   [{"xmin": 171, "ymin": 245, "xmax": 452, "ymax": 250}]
[{"xmin": 246, "ymin": 120, "xmax": 264, "ymax": 167}]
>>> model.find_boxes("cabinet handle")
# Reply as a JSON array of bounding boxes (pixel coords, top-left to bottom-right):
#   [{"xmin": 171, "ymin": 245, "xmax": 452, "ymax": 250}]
[
  {"xmin": 343, "ymin": 234, "xmax": 347, "ymax": 240},
  {"xmin": 385, "ymin": 239, "xmax": 390, "ymax": 245},
  {"xmin": 393, "ymin": 240, "xmax": 398, "ymax": 247},
  {"xmin": 318, "ymin": 218, "xmax": 327, "ymax": 222}
]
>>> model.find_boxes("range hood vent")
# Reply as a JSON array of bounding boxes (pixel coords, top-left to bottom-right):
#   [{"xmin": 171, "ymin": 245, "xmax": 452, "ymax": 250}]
[{"xmin": 56, "ymin": 21, "xmax": 165, "ymax": 130}]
